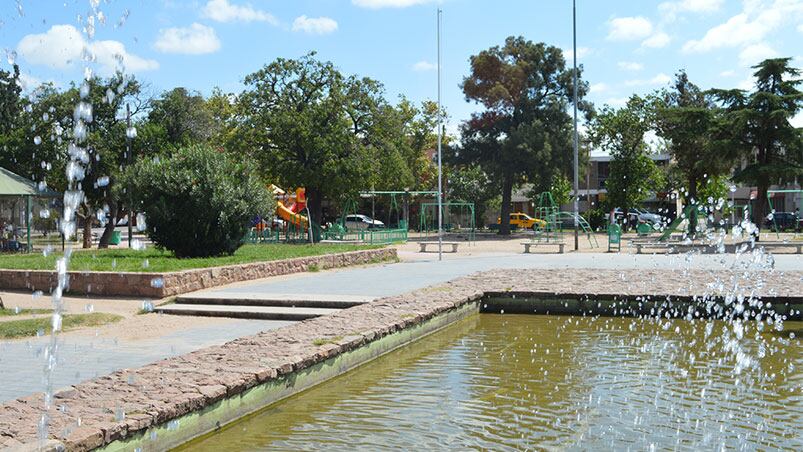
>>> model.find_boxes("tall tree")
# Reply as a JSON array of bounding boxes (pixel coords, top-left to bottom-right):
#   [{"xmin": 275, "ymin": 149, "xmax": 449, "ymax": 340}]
[
  {"xmin": 654, "ymin": 71, "xmax": 734, "ymax": 236},
  {"xmin": 710, "ymin": 58, "xmax": 802, "ymax": 229},
  {"xmin": 238, "ymin": 53, "xmax": 394, "ymax": 226},
  {"xmin": 458, "ymin": 36, "xmax": 591, "ymax": 235},
  {"xmin": 590, "ymin": 95, "xmax": 664, "ymax": 219},
  {"xmin": 148, "ymin": 87, "xmax": 215, "ymax": 148},
  {"xmin": 0, "ymin": 64, "xmax": 21, "ymax": 137}
]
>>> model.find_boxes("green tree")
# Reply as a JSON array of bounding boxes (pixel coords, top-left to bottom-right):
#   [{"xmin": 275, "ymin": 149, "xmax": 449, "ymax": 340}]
[
  {"xmin": 447, "ymin": 164, "xmax": 497, "ymax": 225},
  {"xmin": 148, "ymin": 87, "xmax": 215, "ymax": 148},
  {"xmin": 458, "ymin": 36, "xmax": 592, "ymax": 235},
  {"xmin": 238, "ymin": 52, "xmax": 403, "ymax": 226},
  {"xmin": 590, "ymin": 96, "xmax": 664, "ymax": 217},
  {"xmin": 710, "ymin": 58, "xmax": 803, "ymax": 229},
  {"xmin": 0, "ymin": 64, "xmax": 21, "ymax": 137},
  {"xmin": 654, "ymin": 71, "xmax": 734, "ymax": 235}
]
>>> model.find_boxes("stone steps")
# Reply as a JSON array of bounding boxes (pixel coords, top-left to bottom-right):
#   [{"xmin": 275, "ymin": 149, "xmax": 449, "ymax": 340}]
[
  {"xmin": 174, "ymin": 292, "xmax": 373, "ymax": 309},
  {"xmin": 156, "ymin": 303, "xmax": 340, "ymax": 321}
]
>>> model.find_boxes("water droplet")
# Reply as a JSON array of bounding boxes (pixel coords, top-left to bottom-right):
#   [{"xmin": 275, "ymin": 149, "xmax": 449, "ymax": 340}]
[
  {"xmin": 84, "ymin": 304, "xmax": 94, "ymax": 313},
  {"xmin": 39, "ymin": 209, "xmax": 50, "ymax": 219},
  {"xmin": 136, "ymin": 213, "xmax": 146, "ymax": 232},
  {"xmin": 141, "ymin": 301, "xmax": 154, "ymax": 313},
  {"xmin": 97, "ymin": 176, "xmax": 110, "ymax": 187},
  {"xmin": 126, "ymin": 126, "xmax": 138, "ymax": 139},
  {"xmin": 6, "ymin": 49, "xmax": 17, "ymax": 65},
  {"xmin": 150, "ymin": 278, "xmax": 164, "ymax": 288},
  {"xmin": 33, "ymin": 135, "xmax": 42, "ymax": 145}
]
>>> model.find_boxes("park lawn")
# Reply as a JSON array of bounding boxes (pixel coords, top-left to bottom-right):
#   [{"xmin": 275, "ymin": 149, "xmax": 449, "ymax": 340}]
[
  {"xmin": 0, "ymin": 243, "xmax": 383, "ymax": 273},
  {"xmin": 0, "ymin": 313, "xmax": 123, "ymax": 339},
  {"xmin": 0, "ymin": 308, "xmax": 51, "ymax": 317}
]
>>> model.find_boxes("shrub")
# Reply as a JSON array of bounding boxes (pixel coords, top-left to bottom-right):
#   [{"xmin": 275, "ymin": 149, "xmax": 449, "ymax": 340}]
[{"xmin": 121, "ymin": 146, "xmax": 270, "ymax": 258}]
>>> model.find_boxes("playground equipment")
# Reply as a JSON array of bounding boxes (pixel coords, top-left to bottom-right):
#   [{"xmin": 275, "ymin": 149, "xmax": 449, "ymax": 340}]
[
  {"xmin": 272, "ymin": 185, "xmax": 308, "ymax": 228},
  {"xmin": 321, "ymin": 192, "xmax": 414, "ymax": 244},
  {"xmin": 419, "ymin": 201, "xmax": 476, "ymax": 242},
  {"xmin": 532, "ymin": 192, "xmax": 598, "ymax": 248}
]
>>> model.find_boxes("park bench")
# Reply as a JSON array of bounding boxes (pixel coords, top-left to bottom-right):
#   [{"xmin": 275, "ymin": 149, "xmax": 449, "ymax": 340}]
[
  {"xmin": 756, "ymin": 241, "xmax": 803, "ymax": 254},
  {"xmin": 418, "ymin": 241, "xmax": 459, "ymax": 253},
  {"xmin": 521, "ymin": 242, "xmax": 565, "ymax": 254}
]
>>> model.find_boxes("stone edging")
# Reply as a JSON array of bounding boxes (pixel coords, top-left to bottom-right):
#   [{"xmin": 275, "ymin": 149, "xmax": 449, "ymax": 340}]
[
  {"xmin": 0, "ymin": 268, "xmax": 800, "ymax": 450},
  {"xmin": 0, "ymin": 248, "xmax": 397, "ymax": 298}
]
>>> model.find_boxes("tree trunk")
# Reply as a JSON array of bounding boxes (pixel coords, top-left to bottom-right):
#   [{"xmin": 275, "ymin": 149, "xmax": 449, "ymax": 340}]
[
  {"xmin": 499, "ymin": 174, "xmax": 513, "ymax": 236},
  {"xmin": 687, "ymin": 176, "xmax": 698, "ymax": 238},
  {"xmin": 753, "ymin": 182, "xmax": 770, "ymax": 241},
  {"xmin": 306, "ymin": 187, "xmax": 322, "ymax": 225},
  {"xmin": 82, "ymin": 212, "xmax": 93, "ymax": 249},
  {"xmin": 98, "ymin": 201, "xmax": 118, "ymax": 248}
]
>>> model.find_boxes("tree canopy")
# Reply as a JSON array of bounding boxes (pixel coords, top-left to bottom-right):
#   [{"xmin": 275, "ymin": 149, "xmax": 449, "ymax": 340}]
[{"xmin": 456, "ymin": 36, "xmax": 592, "ymax": 234}]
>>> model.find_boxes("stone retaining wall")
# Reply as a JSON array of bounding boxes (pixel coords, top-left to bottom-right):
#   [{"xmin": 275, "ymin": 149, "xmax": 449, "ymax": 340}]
[
  {"xmin": 1, "ymin": 268, "xmax": 801, "ymax": 451},
  {"xmin": 0, "ymin": 248, "xmax": 396, "ymax": 298}
]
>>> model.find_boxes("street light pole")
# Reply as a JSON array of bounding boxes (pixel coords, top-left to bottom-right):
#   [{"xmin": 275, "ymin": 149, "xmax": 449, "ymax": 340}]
[
  {"xmin": 572, "ymin": 0, "xmax": 580, "ymax": 251},
  {"xmin": 126, "ymin": 103, "xmax": 133, "ymax": 249},
  {"xmin": 437, "ymin": 8, "xmax": 443, "ymax": 261}
]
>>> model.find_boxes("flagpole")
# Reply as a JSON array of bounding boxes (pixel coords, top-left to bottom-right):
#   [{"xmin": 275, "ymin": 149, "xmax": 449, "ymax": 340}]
[{"xmin": 437, "ymin": 8, "xmax": 443, "ymax": 261}]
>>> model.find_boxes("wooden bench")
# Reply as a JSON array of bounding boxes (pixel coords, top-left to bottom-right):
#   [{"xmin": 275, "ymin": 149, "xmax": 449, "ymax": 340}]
[
  {"xmin": 419, "ymin": 241, "xmax": 459, "ymax": 253},
  {"xmin": 522, "ymin": 242, "xmax": 565, "ymax": 254}
]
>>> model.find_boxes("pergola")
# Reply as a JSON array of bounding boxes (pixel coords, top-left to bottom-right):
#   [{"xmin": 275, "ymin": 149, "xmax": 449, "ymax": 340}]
[{"xmin": 0, "ymin": 167, "xmax": 60, "ymax": 252}]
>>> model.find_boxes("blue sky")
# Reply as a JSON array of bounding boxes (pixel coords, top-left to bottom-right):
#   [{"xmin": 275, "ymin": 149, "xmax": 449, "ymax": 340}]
[{"xmin": 1, "ymin": 0, "xmax": 802, "ymax": 131}]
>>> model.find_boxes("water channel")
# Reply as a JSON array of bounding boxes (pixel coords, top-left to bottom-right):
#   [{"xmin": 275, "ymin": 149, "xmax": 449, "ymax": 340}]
[{"xmin": 179, "ymin": 313, "xmax": 802, "ymax": 451}]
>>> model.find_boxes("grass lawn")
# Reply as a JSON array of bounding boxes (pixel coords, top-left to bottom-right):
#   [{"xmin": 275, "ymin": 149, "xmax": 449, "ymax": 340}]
[
  {"xmin": 0, "ymin": 313, "xmax": 123, "ymax": 339},
  {"xmin": 0, "ymin": 243, "xmax": 384, "ymax": 273},
  {"xmin": 0, "ymin": 308, "xmax": 51, "ymax": 317}
]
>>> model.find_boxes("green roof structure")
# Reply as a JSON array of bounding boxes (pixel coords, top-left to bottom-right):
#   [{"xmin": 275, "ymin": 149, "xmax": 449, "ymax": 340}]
[{"xmin": 1, "ymin": 166, "xmax": 61, "ymax": 252}]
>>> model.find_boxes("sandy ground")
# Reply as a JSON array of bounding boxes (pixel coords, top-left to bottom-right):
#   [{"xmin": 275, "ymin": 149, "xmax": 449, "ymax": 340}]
[{"xmin": 0, "ymin": 290, "xmax": 238, "ymax": 341}]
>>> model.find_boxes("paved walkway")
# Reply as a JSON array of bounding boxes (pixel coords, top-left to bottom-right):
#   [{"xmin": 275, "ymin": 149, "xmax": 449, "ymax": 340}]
[
  {"xmin": 204, "ymin": 251, "xmax": 802, "ymax": 298},
  {"xmin": 0, "ymin": 319, "xmax": 291, "ymax": 403}
]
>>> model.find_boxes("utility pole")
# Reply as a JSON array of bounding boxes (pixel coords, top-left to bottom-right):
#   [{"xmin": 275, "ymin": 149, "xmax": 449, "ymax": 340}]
[
  {"xmin": 126, "ymin": 103, "xmax": 133, "ymax": 249},
  {"xmin": 437, "ymin": 8, "xmax": 443, "ymax": 261},
  {"xmin": 572, "ymin": 0, "xmax": 580, "ymax": 251}
]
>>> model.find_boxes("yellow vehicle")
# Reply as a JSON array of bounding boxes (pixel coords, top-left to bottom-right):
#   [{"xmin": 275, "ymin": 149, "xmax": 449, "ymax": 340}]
[{"xmin": 497, "ymin": 212, "xmax": 547, "ymax": 230}]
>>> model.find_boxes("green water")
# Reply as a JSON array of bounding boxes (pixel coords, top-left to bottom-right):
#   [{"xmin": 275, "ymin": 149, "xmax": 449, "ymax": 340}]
[{"xmin": 180, "ymin": 315, "xmax": 802, "ymax": 451}]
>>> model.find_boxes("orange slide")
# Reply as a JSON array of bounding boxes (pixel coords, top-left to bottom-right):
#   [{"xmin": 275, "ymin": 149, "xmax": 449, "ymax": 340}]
[{"xmin": 271, "ymin": 185, "xmax": 308, "ymax": 228}]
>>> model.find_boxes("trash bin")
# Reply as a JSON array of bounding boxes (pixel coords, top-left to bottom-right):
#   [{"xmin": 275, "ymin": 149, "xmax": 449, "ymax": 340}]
[
  {"xmin": 636, "ymin": 222, "xmax": 652, "ymax": 236},
  {"xmin": 110, "ymin": 231, "xmax": 121, "ymax": 245},
  {"xmin": 607, "ymin": 224, "xmax": 622, "ymax": 252}
]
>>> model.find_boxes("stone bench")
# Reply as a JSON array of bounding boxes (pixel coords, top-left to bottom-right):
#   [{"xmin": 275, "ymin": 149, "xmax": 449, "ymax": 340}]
[
  {"xmin": 522, "ymin": 242, "xmax": 565, "ymax": 254},
  {"xmin": 419, "ymin": 241, "xmax": 459, "ymax": 253}
]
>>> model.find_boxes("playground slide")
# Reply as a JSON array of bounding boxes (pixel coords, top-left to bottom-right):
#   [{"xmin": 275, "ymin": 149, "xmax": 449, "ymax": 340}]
[{"xmin": 277, "ymin": 200, "xmax": 308, "ymax": 227}]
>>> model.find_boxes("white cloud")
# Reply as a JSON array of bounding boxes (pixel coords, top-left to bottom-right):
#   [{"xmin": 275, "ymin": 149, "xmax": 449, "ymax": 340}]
[
  {"xmin": 624, "ymin": 73, "xmax": 672, "ymax": 86},
  {"xmin": 352, "ymin": 0, "xmax": 435, "ymax": 8},
  {"xmin": 618, "ymin": 61, "xmax": 644, "ymax": 71},
  {"xmin": 154, "ymin": 23, "xmax": 221, "ymax": 54},
  {"xmin": 642, "ymin": 32, "xmax": 671, "ymax": 48},
  {"xmin": 790, "ymin": 112, "xmax": 803, "ymax": 128},
  {"xmin": 590, "ymin": 83, "xmax": 609, "ymax": 94},
  {"xmin": 607, "ymin": 16, "xmax": 653, "ymax": 41},
  {"xmin": 682, "ymin": 0, "xmax": 803, "ymax": 53},
  {"xmin": 739, "ymin": 42, "xmax": 778, "ymax": 66},
  {"xmin": 17, "ymin": 73, "xmax": 43, "ymax": 92},
  {"xmin": 201, "ymin": 0, "xmax": 278, "ymax": 24},
  {"xmin": 605, "ymin": 97, "xmax": 629, "ymax": 107},
  {"xmin": 798, "ymin": 23, "xmax": 803, "ymax": 33},
  {"xmin": 292, "ymin": 16, "xmax": 338, "ymax": 35},
  {"xmin": 563, "ymin": 46, "xmax": 591, "ymax": 60},
  {"xmin": 16, "ymin": 24, "xmax": 158, "ymax": 74},
  {"xmin": 659, "ymin": 0, "xmax": 724, "ymax": 21},
  {"xmin": 412, "ymin": 60, "xmax": 437, "ymax": 72},
  {"xmin": 719, "ymin": 70, "xmax": 736, "ymax": 77}
]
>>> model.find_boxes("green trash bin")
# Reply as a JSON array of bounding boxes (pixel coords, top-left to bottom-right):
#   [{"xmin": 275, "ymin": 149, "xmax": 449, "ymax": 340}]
[
  {"xmin": 109, "ymin": 231, "xmax": 122, "ymax": 245},
  {"xmin": 636, "ymin": 222, "xmax": 652, "ymax": 236},
  {"xmin": 607, "ymin": 224, "xmax": 622, "ymax": 252}
]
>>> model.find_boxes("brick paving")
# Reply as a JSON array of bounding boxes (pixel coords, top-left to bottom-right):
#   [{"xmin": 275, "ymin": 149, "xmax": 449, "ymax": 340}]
[{"xmin": 1, "ymin": 266, "xmax": 800, "ymax": 450}]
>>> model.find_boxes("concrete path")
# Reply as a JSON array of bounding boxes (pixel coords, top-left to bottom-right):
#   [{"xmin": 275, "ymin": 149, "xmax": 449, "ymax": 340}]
[
  {"xmin": 0, "ymin": 319, "xmax": 291, "ymax": 403},
  {"xmin": 157, "ymin": 304, "xmax": 341, "ymax": 320},
  {"xmin": 199, "ymin": 251, "xmax": 802, "ymax": 299}
]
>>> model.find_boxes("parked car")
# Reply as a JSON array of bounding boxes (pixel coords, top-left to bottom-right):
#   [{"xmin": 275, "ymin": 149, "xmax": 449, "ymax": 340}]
[
  {"xmin": 496, "ymin": 212, "xmax": 547, "ymax": 230},
  {"xmin": 613, "ymin": 208, "xmax": 663, "ymax": 225},
  {"xmin": 344, "ymin": 214, "xmax": 385, "ymax": 230},
  {"xmin": 764, "ymin": 212, "xmax": 800, "ymax": 231}
]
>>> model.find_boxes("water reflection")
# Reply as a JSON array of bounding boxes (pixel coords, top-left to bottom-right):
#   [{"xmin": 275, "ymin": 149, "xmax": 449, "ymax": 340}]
[{"xmin": 180, "ymin": 314, "xmax": 801, "ymax": 451}]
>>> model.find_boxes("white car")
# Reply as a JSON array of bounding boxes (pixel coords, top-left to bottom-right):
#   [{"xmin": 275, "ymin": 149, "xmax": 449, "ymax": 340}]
[{"xmin": 344, "ymin": 214, "xmax": 385, "ymax": 230}]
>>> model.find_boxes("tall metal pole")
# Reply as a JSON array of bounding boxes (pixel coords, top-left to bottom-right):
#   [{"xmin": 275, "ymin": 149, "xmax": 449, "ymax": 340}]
[
  {"xmin": 437, "ymin": 8, "xmax": 443, "ymax": 261},
  {"xmin": 126, "ymin": 103, "xmax": 133, "ymax": 249},
  {"xmin": 572, "ymin": 0, "xmax": 580, "ymax": 251}
]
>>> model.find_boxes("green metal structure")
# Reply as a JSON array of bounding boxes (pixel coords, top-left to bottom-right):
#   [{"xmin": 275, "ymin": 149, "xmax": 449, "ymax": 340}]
[
  {"xmin": 530, "ymin": 192, "xmax": 597, "ymax": 248},
  {"xmin": 419, "ymin": 201, "xmax": 476, "ymax": 242},
  {"xmin": 0, "ymin": 166, "xmax": 60, "ymax": 252}
]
